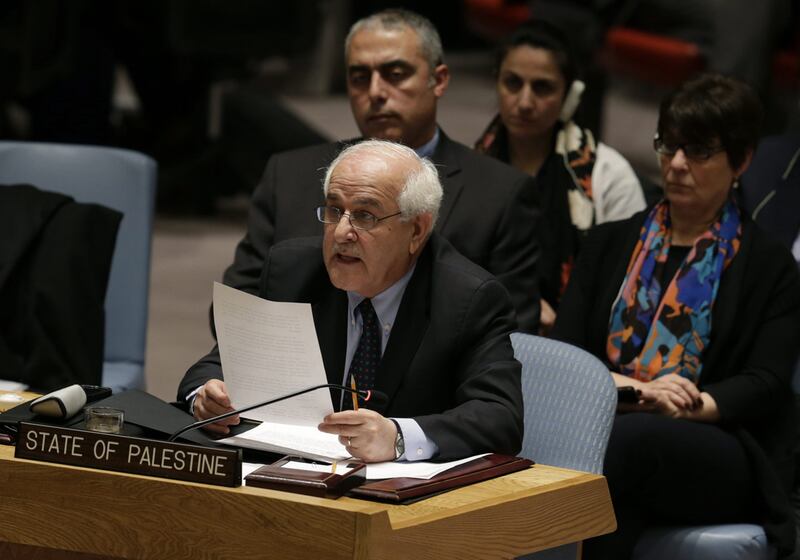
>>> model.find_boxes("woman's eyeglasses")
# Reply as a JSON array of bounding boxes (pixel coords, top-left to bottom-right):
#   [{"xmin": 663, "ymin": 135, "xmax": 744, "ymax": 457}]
[{"xmin": 653, "ymin": 137, "xmax": 725, "ymax": 162}]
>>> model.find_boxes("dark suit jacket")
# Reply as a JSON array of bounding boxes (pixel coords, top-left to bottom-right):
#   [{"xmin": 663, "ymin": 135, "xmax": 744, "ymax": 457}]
[
  {"xmin": 220, "ymin": 130, "xmax": 541, "ymax": 332},
  {"xmin": 552, "ymin": 211, "xmax": 800, "ymax": 552},
  {"xmin": 0, "ymin": 184, "xmax": 121, "ymax": 392},
  {"xmin": 741, "ymin": 133, "xmax": 800, "ymax": 251},
  {"xmin": 182, "ymin": 234, "xmax": 524, "ymax": 461}
]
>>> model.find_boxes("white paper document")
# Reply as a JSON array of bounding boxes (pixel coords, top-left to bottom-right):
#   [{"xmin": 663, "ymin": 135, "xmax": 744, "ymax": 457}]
[
  {"xmin": 283, "ymin": 461, "xmax": 340, "ymax": 474},
  {"xmin": 241, "ymin": 462, "xmax": 265, "ymax": 485},
  {"xmin": 0, "ymin": 380, "xmax": 29, "ymax": 392},
  {"xmin": 221, "ymin": 422, "xmax": 350, "ymax": 462},
  {"xmin": 364, "ymin": 453, "xmax": 491, "ymax": 480},
  {"xmin": 269, "ymin": 454, "xmax": 491, "ymax": 481},
  {"xmin": 212, "ymin": 283, "xmax": 349, "ymax": 462}
]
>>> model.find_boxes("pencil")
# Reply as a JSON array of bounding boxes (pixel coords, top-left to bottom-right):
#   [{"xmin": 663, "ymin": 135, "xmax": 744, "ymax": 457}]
[{"xmin": 350, "ymin": 375, "xmax": 359, "ymax": 411}]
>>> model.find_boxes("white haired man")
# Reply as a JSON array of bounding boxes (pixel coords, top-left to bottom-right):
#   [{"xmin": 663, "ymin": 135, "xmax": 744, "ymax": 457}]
[
  {"xmin": 180, "ymin": 141, "xmax": 523, "ymax": 463},
  {"xmin": 219, "ymin": 8, "xmax": 541, "ymax": 332}
]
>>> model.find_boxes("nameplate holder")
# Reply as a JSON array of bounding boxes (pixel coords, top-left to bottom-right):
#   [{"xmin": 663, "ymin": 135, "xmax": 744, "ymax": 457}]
[
  {"xmin": 246, "ymin": 455, "xmax": 366, "ymax": 498},
  {"xmin": 15, "ymin": 422, "xmax": 241, "ymax": 487}
]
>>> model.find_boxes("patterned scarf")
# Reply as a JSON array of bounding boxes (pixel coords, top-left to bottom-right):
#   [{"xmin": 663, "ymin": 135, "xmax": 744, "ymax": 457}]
[
  {"xmin": 606, "ymin": 198, "xmax": 742, "ymax": 383},
  {"xmin": 475, "ymin": 116, "xmax": 596, "ymax": 225},
  {"xmin": 475, "ymin": 116, "xmax": 597, "ymax": 299}
]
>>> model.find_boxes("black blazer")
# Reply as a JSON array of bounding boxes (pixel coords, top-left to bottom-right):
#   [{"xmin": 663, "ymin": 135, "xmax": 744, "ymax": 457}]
[
  {"xmin": 741, "ymin": 133, "xmax": 800, "ymax": 250},
  {"xmin": 553, "ymin": 211, "xmax": 800, "ymax": 551},
  {"xmin": 181, "ymin": 234, "xmax": 524, "ymax": 461},
  {"xmin": 220, "ymin": 130, "xmax": 541, "ymax": 332},
  {"xmin": 0, "ymin": 184, "xmax": 121, "ymax": 392}
]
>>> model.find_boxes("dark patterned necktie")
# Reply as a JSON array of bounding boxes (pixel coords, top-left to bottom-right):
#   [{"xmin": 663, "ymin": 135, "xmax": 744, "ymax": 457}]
[{"xmin": 344, "ymin": 298, "xmax": 380, "ymax": 409}]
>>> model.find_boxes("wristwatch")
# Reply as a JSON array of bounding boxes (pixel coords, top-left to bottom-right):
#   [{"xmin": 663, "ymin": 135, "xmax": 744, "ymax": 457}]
[{"xmin": 391, "ymin": 420, "xmax": 405, "ymax": 460}]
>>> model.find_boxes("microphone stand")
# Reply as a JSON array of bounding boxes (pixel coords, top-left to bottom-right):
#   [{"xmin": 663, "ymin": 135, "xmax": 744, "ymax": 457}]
[{"xmin": 168, "ymin": 383, "xmax": 376, "ymax": 442}]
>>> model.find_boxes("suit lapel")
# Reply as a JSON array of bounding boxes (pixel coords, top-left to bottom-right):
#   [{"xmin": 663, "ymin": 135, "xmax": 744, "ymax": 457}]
[
  {"xmin": 700, "ymin": 222, "xmax": 750, "ymax": 385},
  {"xmin": 373, "ymin": 243, "xmax": 433, "ymax": 415},
  {"xmin": 431, "ymin": 132, "xmax": 464, "ymax": 232},
  {"xmin": 312, "ymin": 286, "xmax": 348, "ymax": 389}
]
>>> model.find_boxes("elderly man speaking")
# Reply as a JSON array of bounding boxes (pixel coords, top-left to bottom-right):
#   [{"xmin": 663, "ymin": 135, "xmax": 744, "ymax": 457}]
[{"xmin": 179, "ymin": 141, "xmax": 523, "ymax": 463}]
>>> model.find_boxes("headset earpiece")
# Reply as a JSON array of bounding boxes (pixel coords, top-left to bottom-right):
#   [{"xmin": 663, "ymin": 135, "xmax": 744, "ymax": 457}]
[{"xmin": 559, "ymin": 80, "xmax": 585, "ymax": 123}]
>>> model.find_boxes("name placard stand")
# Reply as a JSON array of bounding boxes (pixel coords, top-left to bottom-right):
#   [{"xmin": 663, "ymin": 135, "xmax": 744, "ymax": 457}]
[
  {"xmin": 15, "ymin": 422, "xmax": 241, "ymax": 487},
  {"xmin": 246, "ymin": 455, "xmax": 366, "ymax": 498}
]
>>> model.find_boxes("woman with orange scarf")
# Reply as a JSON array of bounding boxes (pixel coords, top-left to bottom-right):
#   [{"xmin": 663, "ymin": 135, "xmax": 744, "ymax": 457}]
[{"xmin": 554, "ymin": 74, "xmax": 800, "ymax": 558}]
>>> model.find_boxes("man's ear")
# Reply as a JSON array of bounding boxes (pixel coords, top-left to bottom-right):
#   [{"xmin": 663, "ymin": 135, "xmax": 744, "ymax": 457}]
[
  {"xmin": 409, "ymin": 213, "xmax": 433, "ymax": 255},
  {"xmin": 432, "ymin": 64, "xmax": 449, "ymax": 98}
]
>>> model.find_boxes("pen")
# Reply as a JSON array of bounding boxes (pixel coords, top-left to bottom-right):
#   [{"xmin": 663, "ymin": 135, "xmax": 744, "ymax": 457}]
[{"xmin": 350, "ymin": 375, "xmax": 359, "ymax": 411}]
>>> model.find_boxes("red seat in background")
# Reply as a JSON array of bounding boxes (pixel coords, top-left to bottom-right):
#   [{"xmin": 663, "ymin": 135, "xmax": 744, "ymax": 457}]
[{"xmin": 462, "ymin": 0, "xmax": 799, "ymax": 90}]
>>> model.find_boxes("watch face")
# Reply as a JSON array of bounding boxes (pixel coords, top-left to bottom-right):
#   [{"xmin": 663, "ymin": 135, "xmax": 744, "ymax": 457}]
[{"xmin": 395, "ymin": 431, "xmax": 405, "ymax": 459}]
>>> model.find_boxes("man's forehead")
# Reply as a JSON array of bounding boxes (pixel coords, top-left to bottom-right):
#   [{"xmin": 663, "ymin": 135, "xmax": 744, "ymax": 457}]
[
  {"xmin": 346, "ymin": 26, "xmax": 424, "ymax": 65},
  {"xmin": 329, "ymin": 157, "xmax": 404, "ymax": 199}
]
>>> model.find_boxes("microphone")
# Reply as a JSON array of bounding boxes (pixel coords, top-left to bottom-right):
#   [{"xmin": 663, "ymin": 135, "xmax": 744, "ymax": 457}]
[
  {"xmin": 29, "ymin": 385, "xmax": 86, "ymax": 419},
  {"xmin": 28, "ymin": 384, "xmax": 113, "ymax": 419},
  {"xmin": 168, "ymin": 383, "xmax": 388, "ymax": 442}
]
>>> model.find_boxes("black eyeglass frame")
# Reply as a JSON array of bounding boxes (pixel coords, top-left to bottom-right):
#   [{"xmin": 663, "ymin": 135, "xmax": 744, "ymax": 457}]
[
  {"xmin": 653, "ymin": 136, "xmax": 726, "ymax": 162},
  {"xmin": 315, "ymin": 205, "xmax": 403, "ymax": 231}
]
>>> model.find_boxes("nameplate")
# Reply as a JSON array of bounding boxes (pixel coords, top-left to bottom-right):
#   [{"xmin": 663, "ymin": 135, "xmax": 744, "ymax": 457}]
[{"xmin": 15, "ymin": 422, "xmax": 241, "ymax": 487}]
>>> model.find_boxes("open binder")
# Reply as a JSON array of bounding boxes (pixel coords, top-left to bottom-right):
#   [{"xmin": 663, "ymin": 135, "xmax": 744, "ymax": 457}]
[{"xmin": 350, "ymin": 454, "xmax": 534, "ymax": 503}]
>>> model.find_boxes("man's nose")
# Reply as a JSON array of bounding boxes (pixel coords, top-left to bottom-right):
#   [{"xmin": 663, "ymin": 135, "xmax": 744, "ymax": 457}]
[
  {"xmin": 368, "ymin": 71, "xmax": 387, "ymax": 101},
  {"xmin": 333, "ymin": 213, "xmax": 357, "ymax": 241}
]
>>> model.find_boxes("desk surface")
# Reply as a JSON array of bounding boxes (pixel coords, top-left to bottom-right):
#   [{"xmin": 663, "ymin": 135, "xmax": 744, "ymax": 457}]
[
  {"xmin": 0, "ymin": 444, "xmax": 615, "ymax": 560},
  {"xmin": 0, "ymin": 390, "xmax": 39, "ymax": 413}
]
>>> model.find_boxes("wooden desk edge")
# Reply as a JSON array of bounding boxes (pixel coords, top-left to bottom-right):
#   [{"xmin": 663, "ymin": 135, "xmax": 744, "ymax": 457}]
[{"xmin": 0, "ymin": 446, "xmax": 615, "ymax": 559}]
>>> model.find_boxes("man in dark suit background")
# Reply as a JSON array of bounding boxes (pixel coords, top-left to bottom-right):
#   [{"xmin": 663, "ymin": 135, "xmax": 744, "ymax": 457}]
[
  {"xmin": 220, "ymin": 9, "xmax": 541, "ymax": 332},
  {"xmin": 180, "ymin": 140, "xmax": 523, "ymax": 463}
]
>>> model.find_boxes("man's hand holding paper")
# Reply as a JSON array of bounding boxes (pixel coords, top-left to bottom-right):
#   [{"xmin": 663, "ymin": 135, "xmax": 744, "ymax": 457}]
[
  {"xmin": 192, "ymin": 379, "xmax": 240, "ymax": 435},
  {"xmin": 318, "ymin": 409, "xmax": 398, "ymax": 463}
]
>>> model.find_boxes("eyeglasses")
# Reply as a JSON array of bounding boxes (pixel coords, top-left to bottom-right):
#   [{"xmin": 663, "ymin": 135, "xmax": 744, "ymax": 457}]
[
  {"xmin": 315, "ymin": 206, "xmax": 402, "ymax": 231},
  {"xmin": 653, "ymin": 137, "xmax": 725, "ymax": 162}
]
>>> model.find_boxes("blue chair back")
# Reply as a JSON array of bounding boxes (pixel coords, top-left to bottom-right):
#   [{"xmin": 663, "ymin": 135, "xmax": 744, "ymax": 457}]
[
  {"xmin": 511, "ymin": 333, "xmax": 617, "ymax": 560},
  {"xmin": 511, "ymin": 333, "xmax": 617, "ymax": 474},
  {"xmin": 634, "ymin": 524, "xmax": 773, "ymax": 560},
  {"xmin": 0, "ymin": 141, "xmax": 156, "ymax": 391}
]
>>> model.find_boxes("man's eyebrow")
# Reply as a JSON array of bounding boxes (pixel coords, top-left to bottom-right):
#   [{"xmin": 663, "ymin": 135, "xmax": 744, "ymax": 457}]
[
  {"xmin": 347, "ymin": 64, "xmax": 370, "ymax": 73},
  {"xmin": 378, "ymin": 60, "xmax": 414, "ymax": 70},
  {"xmin": 351, "ymin": 196, "xmax": 382, "ymax": 209},
  {"xmin": 347, "ymin": 60, "xmax": 414, "ymax": 72},
  {"xmin": 325, "ymin": 192, "xmax": 382, "ymax": 209}
]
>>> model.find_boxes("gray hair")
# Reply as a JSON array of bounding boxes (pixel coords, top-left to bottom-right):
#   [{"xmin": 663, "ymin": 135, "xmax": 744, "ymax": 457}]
[
  {"xmin": 322, "ymin": 140, "xmax": 443, "ymax": 227},
  {"xmin": 345, "ymin": 9, "xmax": 444, "ymax": 72}
]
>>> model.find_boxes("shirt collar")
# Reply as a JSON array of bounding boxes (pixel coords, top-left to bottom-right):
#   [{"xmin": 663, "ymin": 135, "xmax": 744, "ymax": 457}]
[
  {"xmin": 414, "ymin": 127, "xmax": 440, "ymax": 159},
  {"xmin": 347, "ymin": 262, "xmax": 417, "ymax": 329}
]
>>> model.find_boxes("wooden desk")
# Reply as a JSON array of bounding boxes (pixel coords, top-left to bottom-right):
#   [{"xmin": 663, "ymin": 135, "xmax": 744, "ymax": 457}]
[
  {"xmin": 0, "ymin": 390, "xmax": 39, "ymax": 413},
  {"xmin": 0, "ymin": 445, "xmax": 614, "ymax": 559}
]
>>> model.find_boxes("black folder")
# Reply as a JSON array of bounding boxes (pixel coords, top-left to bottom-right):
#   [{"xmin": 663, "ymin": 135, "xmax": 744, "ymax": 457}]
[
  {"xmin": 0, "ymin": 390, "xmax": 213, "ymax": 446},
  {"xmin": 349, "ymin": 454, "xmax": 534, "ymax": 504}
]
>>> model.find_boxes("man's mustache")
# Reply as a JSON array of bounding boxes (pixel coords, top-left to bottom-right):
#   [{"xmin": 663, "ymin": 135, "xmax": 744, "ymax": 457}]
[
  {"xmin": 331, "ymin": 243, "xmax": 362, "ymax": 259},
  {"xmin": 366, "ymin": 110, "xmax": 401, "ymax": 120}
]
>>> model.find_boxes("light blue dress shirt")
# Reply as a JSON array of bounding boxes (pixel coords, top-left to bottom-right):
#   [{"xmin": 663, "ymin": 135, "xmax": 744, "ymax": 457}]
[
  {"xmin": 337, "ymin": 129, "xmax": 439, "ymax": 461},
  {"xmin": 415, "ymin": 127, "xmax": 440, "ymax": 159},
  {"xmin": 343, "ymin": 263, "xmax": 438, "ymax": 461}
]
